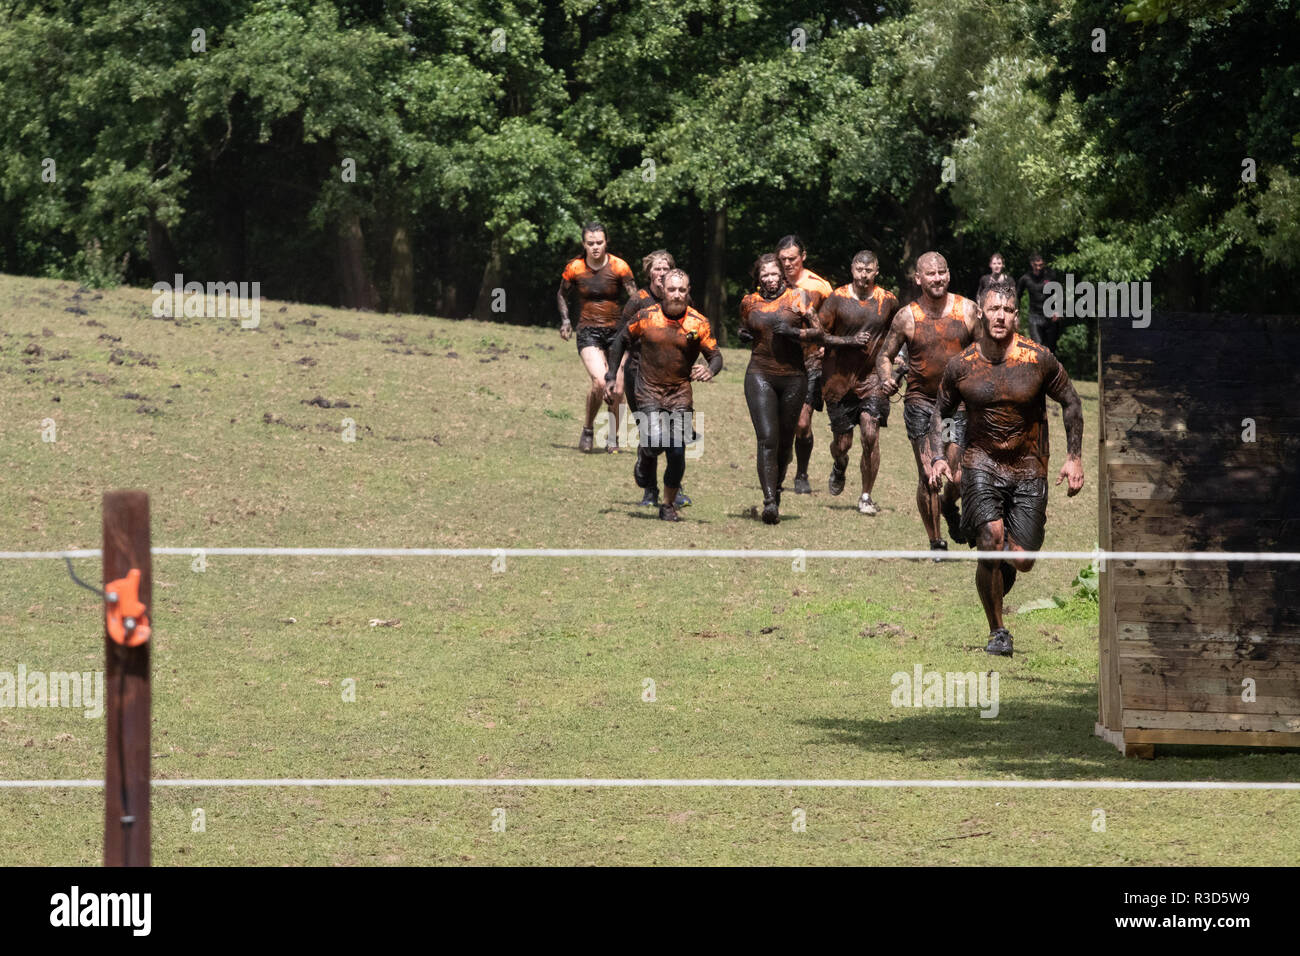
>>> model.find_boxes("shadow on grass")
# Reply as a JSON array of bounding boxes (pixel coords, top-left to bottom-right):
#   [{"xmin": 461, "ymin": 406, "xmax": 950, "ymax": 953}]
[
  {"xmin": 797, "ymin": 683, "xmax": 1300, "ymax": 780},
  {"xmin": 725, "ymin": 509, "xmax": 804, "ymax": 522}
]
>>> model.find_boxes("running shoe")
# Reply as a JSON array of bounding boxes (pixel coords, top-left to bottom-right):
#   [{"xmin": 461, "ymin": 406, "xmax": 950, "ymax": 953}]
[
  {"xmin": 930, "ymin": 539, "xmax": 948, "ymax": 563},
  {"xmin": 828, "ymin": 463, "xmax": 846, "ymax": 496},
  {"xmin": 985, "ymin": 627, "xmax": 1014, "ymax": 657},
  {"xmin": 762, "ymin": 501, "xmax": 780, "ymax": 525},
  {"xmin": 858, "ymin": 493, "xmax": 880, "ymax": 516},
  {"xmin": 676, "ymin": 489, "xmax": 692, "ymax": 507},
  {"xmin": 578, "ymin": 427, "xmax": 594, "ymax": 452},
  {"xmin": 638, "ymin": 487, "xmax": 659, "ymax": 507},
  {"xmin": 659, "ymin": 503, "xmax": 681, "ymax": 522},
  {"xmin": 794, "ymin": 474, "xmax": 812, "ymax": 495}
]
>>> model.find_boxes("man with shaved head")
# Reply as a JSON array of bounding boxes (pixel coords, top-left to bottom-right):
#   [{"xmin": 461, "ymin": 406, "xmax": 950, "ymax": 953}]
[{"xmin": 876, "ymin": 252, "xmax": 981, "ymax": 556}]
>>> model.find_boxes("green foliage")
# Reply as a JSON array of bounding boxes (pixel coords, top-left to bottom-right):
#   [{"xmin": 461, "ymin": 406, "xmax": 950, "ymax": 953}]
[
  {"xmin": 1054, "ymin": 321, "xmax": 1094, "ymax": 382},
  {"xmin": 1070, "ymin": 559, "xmax": 1100, "ymax": 603},
  {"xmin": 0, "ymin": 0, "xmax": 1293, "ymax": 318},
  {"xmin": 951, "ymin": 58, "xmax": 1101, "ymax": 247}
]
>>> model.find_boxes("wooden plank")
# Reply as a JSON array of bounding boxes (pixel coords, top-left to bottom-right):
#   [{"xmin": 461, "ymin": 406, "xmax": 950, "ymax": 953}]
[
  {"xmin": 104, "ymin": 490, "xmax": 151, "ymax": 868},
  {"xmin": 1110, "ymin": 515, "xmax": 1290, "ymax": 539},
  {"xmin": 1123, "ymin": 694, "xmax": 1299, "ymax": 715},
  {"xmin": 1120, "ymin": 660, "xmax": 1300, "ymax": 685},
  {"xmin": 1107, "ymin": 532, "xmax": 1300, "ymax": 552},
  {"xmin": 1111, "ymin": 567, "xmax": 1293, "ymax": 588},
  {"xmin": 1120, "ymin": 667, "xmax": 1300, "ymax": 714},
  {"xmin": 1117, "ymin": 621, "xmax": 1300, "ymax": 640},
  {"xmin": 1105, "ymin": 462, "xmax": 1181, "ymax": 483},
  {"xmin": 1124, "ymin": 728, "xmax": 1300, "ymax": 748},
  {"xmin": 1117, "ymin": 638, "xmax": 1300, "ymax": 662},
  {"xmin": 1105, "ymin": 413, "xmax": 1300, "ymax": 436},
  {"xmin": 1112, "ymin": 603, "xmax": 1300, "ymax": 626},
  {"xmin": 1114, "ymin": 585, "xmax": 1300, "ymax": 606},
  {"xmin": 1111, "ymin": 559, "xmax": 1295, "ymax": 573},
  {"xmin": 1122, "ymin": 710, "xmax": 1300, "ymax": 733}
]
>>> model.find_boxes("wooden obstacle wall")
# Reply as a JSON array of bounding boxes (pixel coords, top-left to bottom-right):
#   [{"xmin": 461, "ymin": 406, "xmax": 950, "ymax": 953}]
[{"xmin": 1097, "ymin": 313, "xmax": 1300, "ymax": 755}]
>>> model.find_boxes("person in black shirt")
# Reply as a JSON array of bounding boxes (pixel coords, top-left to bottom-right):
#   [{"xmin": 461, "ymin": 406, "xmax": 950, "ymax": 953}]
[
  {"xmin": 1016, "ymin": 253, "xmax": 1061, "ymax": 354},
  {"xmin": 977, "ymin": 252, "xmax": 1009, "ymax": 304}
]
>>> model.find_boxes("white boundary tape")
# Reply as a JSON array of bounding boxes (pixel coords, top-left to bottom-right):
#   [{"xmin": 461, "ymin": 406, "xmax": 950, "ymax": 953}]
[
  {"xmin": 1, "ymin": 778, "xmax": 1297, "ymax": 790},
  {"xmin": 4, "ymin": 547, "xmax": 1300, "ymax": 562}
]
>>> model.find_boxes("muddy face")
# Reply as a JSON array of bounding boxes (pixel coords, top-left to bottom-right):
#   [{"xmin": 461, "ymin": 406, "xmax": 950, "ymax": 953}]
[
  {"xmin": 663, "ymin": 274, "xmax": 690, "ymax": 318},
  {"xmin": 583, "ymin": 229, "xmax": 607, "ymax": 261},
  {"xmin": 758, "ymin": 262, "xmax": 785, "ymax": 297},
  {"xmin": 851, "ymin": 258, "xmax": 879, "ymax": 293},
  {"xmin": 982, "ymin": 291, "xmax": 1018, "ymax": 343},
  {"xmin": 647, "ymin": 257, "xmax": 672, "ymax": 299},
  {"xmin": 916, "ymin": 253, "xmax": 950, "ymax": 299},
  {"xmin": 778, "ymin": 246, "xmax": 805, "ymax": 285}
]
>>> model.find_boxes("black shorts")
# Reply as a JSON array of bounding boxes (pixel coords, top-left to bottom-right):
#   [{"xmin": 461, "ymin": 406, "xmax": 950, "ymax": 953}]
[
  {"xmin": 804, "ymin": 372, "xmax": 824, "ymax": 412},
  {"xmin": 576, "ymin": 324, "xmax": 617, "ymax": 354},
  {"xmin": 635, "ymin": 407, "xmax": 697, "ymax": 450},
  {"xmin": 960, "ymin": 468, "xmax": 1048, "ymax": 551},
  {"xmin": 826, "ymin": 391, "xmax": 891, "ymax": 435},
  {"xmin": 904, "ymin": 399, "xmax": 967, "ymax": 446}
]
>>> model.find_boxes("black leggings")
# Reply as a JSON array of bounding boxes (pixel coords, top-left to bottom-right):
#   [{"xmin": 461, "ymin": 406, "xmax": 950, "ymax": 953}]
[
  {"xmin": 635, "ymin": 444, "xmax": 686, "ymax": 490},
  {"xmin": 745, "ymin": 369, "xmax": 806, "ymax": 503}
]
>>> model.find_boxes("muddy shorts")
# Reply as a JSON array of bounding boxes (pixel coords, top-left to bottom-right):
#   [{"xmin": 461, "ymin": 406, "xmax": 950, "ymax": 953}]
[
  {"xmin": 960, "ymin": 468, "xmax": 1048, "ymax": 551},
  {"xmin": 576, "ymin": 324, "xmax": 617, "ymax": 354},
  {"xmin": 635, "ymin": 406, "xmax": 697, "ymax": 450},
  {"xmin": 826, "ymin": 390, "xmax": 891, "ymax": 435},
  {"xmin": 904, "ymin": 398, "xmax": 966, "ymax": 446}
]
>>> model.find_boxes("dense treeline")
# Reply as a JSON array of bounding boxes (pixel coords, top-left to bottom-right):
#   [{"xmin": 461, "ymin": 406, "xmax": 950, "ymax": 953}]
[{"xmin": 2, "ymin": 0, "xmax": 1297, "ymax": 378}]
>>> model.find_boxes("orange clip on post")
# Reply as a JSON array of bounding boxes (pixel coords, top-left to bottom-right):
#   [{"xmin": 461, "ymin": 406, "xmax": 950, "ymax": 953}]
[{"xmin": 105, "ymin": 568, "xmax": 151, "ymax": 647}]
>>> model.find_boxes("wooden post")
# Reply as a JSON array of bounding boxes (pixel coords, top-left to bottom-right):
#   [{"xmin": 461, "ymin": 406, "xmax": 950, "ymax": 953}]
[{"xmin": 104, "ymin": 490, "xmax": 151, "ymax": 867}]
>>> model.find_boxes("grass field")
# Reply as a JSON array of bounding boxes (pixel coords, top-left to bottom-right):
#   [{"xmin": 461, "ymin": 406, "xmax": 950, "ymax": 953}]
[{"xmin": 1, "ymin": 275, "xmax": 1297, "ymax": 866}]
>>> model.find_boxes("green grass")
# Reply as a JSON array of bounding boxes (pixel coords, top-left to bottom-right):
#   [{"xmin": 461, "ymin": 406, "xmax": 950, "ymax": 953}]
[{"xmin": 1, "ymin": 274, "xmax": 1296, "ymax": 866}]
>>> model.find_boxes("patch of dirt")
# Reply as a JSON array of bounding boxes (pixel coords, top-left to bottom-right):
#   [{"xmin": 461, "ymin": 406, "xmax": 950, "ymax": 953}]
[
  {"xmin": 860, "ymin": 621, "xmax": 918, "ymax": 641},
  {"xmin": 302, "ymin": 395, "xmax": 353, "ymax": 409},
  {"xmin": 108, "ymin": 348, "xmax": 158, "ymax": 367},
  {"xmin": 383, "ymin": 434, "xmax": 441, "ymax": 444}
]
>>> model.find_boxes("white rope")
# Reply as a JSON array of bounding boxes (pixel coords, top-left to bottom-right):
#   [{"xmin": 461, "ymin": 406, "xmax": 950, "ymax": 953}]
[
  {"xmin": 1, "ymin": 778, "xmax": 1298, "ymax": 791},
  {"xmin": 4, "ymin": 547, "xmax": 1300, "ymax": 562}
]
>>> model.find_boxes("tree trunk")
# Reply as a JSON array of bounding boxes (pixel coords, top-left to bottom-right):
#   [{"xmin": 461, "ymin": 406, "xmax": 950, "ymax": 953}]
[
  {"xmin": 472, "ymin": 232, "xmax": 507, "ymax": 321},
  {"xmin": 146, "ymin": 214, "xmax": 180, "ymax": 282},
  {"xmin": 901, "ymin": 182, "xmax": 936, "ymax": 274},
  {"xmin": 389, "ymin": 222, "xmax": 414, "ymax": 313},
  {"xmin": 337, "ymin": 213, "xmax": 379, "ymax": 310},
  {"xmin": 703, "ymin": 204, "xmax": 728, "ymax": 345}
]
